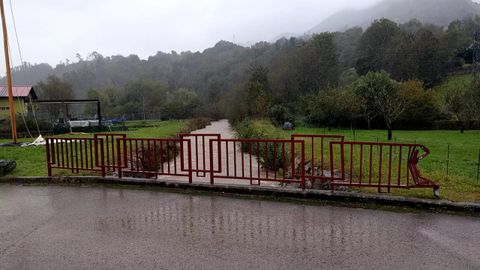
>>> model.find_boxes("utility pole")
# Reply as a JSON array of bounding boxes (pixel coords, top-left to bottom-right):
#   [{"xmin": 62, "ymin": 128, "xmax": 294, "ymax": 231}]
[{"xmin": 0, "ymin": 0, "xmax": 16, "ymax": 143}]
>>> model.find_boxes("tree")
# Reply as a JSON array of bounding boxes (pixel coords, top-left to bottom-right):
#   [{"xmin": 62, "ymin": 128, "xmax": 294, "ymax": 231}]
[
  {"xmin": 446, "ymin": 83, "xmax": 480, "ymax": 133},
  {"xmin": 297, "ymin": 32, "xmax": 340, "ymax": 93},
  {"xmin": 120, "ymin": 80, "xmax": 166, "ymax": 119},
  {"xmin": 163, "ymin": 88, "xmax": 201, "ymax": 119},
  {"xmin": 355, "ymin": 71, "xmax": 405, "ymax": 140},
  {"xmin": 36, "ymin": 75, "xmax": 74, "ymax": 120},
  {"xmin": 397, "ymin": 80, "xmax": 441, "ymax": 128},
  {"xmin": 412, "ymin": 30, "xmax": 444, "ymax": 86},
  {"xmin": 355, "ymin": 19, "xmax": 400, "ymax": 75},
  {"xmin": 245, "ymin": 65, "xmax": 270, "ymax": 117}
]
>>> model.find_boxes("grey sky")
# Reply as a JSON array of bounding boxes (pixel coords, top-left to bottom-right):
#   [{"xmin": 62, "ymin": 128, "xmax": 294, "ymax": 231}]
[{"xmin": 2, "ymin": 0, "xmax": 381, "ymax": 70}]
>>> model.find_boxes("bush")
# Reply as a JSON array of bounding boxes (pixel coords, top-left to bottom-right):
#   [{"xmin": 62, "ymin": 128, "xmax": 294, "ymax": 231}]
[
  {"xmin": 0, "ymin": 114, "xmax": 53, "ymax": 135},
  {"xmin": 178, "ymin": 117, "xmax": 211, "ymax": 134},
  {"xmin": 259, "ymin": 142, "xmax": 286, "ymax": 171},
  {"xmin": 268, "ymin": 105, "xmax": 294, "ymax": 127}
]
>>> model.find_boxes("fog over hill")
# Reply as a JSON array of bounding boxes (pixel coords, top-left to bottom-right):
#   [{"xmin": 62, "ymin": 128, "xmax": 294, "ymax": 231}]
[{"xmin": 309, "ymin": 0, "xmax": 480, "ymax": 33}]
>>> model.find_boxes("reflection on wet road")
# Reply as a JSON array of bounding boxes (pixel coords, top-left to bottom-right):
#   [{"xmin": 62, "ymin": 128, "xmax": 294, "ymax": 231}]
[{"xmin": 0, "ymin": 185, "xmax": 479, "ymax": 270}]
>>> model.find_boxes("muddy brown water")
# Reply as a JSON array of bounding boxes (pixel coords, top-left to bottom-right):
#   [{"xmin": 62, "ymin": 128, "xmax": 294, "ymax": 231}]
[
  {"xmin": 162, "ymin": 120, "xmax": 277, "ymax": 187},
  {"xmin": 0, "ymin": 185, "xmax": 479, "ymax": 270}
]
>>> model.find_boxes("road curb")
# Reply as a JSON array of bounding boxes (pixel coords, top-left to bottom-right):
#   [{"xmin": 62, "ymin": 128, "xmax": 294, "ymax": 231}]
[{"xmin": 1, "ymin": 176, "xmax": 479, "ymax": 216}]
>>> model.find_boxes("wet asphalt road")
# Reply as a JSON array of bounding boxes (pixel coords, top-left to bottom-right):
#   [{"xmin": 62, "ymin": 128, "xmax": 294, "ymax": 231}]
[{"xmin": 0, "ymin": 185, "xmax": 479, "ymax": 270}]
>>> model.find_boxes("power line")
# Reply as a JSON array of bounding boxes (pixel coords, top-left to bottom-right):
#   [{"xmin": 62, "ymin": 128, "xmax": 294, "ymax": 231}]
[{"xmin": 7, "ymin": 0, "xmax": 41, "ymax": 136}]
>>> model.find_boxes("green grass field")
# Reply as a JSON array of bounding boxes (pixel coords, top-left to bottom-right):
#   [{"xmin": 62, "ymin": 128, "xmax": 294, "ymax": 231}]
[
  {"xmin": 0, "ymin": 120, "xmax": 186, "ymax": 177},
  {"xmin": 249, "ymin": 120, "xmax": 480, "ymax": 202}
]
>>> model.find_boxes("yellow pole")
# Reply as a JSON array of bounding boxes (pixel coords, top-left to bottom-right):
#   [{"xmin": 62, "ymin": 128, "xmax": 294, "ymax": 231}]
[{"xmin": 0, "ymin": 0, "xmax": 16, "ymax": 143}]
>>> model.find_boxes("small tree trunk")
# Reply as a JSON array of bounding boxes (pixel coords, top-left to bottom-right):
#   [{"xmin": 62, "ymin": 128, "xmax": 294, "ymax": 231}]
[{"xmin": 387, "ymin": 128, "xmax": 393, "ymax": 141}]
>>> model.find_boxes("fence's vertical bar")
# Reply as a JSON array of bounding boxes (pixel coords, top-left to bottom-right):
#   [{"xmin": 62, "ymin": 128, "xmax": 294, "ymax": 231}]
[
  {"xmin": 117, "ymin": 138, "xmax": 122, "ymax": 178},
  {"xmin": 226, "ymin": 141, "xmax": 229, "ymax": 176},
  {"xmin": 94, "ymin": 138, "xmax": 99, "ymax": 168},
  {"xmin": 100, "ymin": 138, "xmax": 105, "ymax": 177},
  {"xmin": 209, "ymin": 140, "xmax": 214, "ymax": 185},
  {"xmin": 378, "ymin": 145, "xmax": 383, "ymax": 193},
  {"xmin": 301, "ymin": 141, "xmax": 305, "ymax": 191},
  {"xmin": 70, "ymin": 139, "xmax": 75, "ymax": 173},
  {"xmin": 359, "ymin": 144, "xmax": 363, "ymax": 184},
  {"xmin": 79, "ymin": 140, "xmax": 83, "ymax": 170},
  {"xmin": 188, "ymin": 140, "xmax": 193, "ymax": 184},
  {"xmin": 329, "ymin": 142, "xmax": 335, "ymax": 191},
  {"xmin": 249, "ymin": 143, "xmax": 253, "ymax": 185},
  {"xmin": 153, "ymin": 140, "xmax": 158, "ymax": 179},
  {"xmin": 349, "ymin": 143, "xmax": 353, "ymax": 184},
  {"xmin": 46, "ymin": 138, "xmax": 52, "ymax": 176},
  {"xmin": 75, "ymin": 139, "xmax": 79, "ymax": 173},
  {"xmin": 202, "ymin": 136, "xmax": 206, "ymax": 176},
  {"xmin": 397, "ymin": 146, "xmax": 402, "ymax": 187},
  {"xmin": 233, "ymin": 141, "xmax": 237, "ymax": 177},
  {"xmin": 388, "ymin": 145, "xmax": 393, "ymax": 192}
]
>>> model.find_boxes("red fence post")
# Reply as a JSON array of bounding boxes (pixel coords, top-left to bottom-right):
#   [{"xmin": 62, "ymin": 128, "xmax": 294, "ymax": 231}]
[
  {"xmin": 188, "ymin": 140, "xmax": 193, "ymax": 184},
  {"xmin": 301, "ymin": 141, "xmax": 305, "ymax": 191},
  {"xmin": 329, "ymin": 142, "xmax": 335, "ymax": 191},
  {"xmin": 209, "ymin": 139, "xmax": 214, "ymax": 185}
]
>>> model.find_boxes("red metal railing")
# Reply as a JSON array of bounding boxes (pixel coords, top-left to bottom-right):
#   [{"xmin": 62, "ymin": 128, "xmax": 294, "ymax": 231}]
[
  {"xmin": 178, "ymin": 134, "xmax": 221, "ymax": 177},
  {"xmin": 116, "ymin": 138, "xmax": 193, "ymax": 182},
  {"xmin": 291, "ymin": 135, "xmax": 345, "ymax": 182},
  {"xmin": 46, "ymin": 137, "xmax": 105, "ymax": 177},
  {"xmin": 94, "ymin": 133, "xmax": 127, "ymax": 172},
  {"xmin": 329, "ymin": 141, "xmax": 438, "ymax": 193},
  {"xmin": 209, "ymin": 138, "xmax": 306, "ymax": 189},
  {"xmin": 44, "ymin": 132, "xmax": 439, "ymax": 195}
]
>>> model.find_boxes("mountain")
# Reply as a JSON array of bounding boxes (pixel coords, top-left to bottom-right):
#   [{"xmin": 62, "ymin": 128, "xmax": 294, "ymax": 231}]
[{"xmin": 309, "ymin": 0, "xmax": 480, "ymax": 33}]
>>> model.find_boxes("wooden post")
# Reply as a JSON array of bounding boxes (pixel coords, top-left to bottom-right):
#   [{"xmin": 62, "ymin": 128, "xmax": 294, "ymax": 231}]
[{"xmin": 0, "ymin": 0, "xmax": 16, "ymax": 143}]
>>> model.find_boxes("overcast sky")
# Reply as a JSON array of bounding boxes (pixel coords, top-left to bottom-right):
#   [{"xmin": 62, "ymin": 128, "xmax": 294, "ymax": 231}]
[{"xmin": 1, "ymin": 0, "xmax": 381, "ymax": 70}]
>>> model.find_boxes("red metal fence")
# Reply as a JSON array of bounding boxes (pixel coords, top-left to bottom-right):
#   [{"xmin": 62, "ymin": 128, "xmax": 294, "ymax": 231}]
[
  {"xmin": 178, "ymin": 134, "xmax": 221, "ymax": 177},
  {"xmin": 116, "ymin": 138, "xmax": 192, "ymax": 182},
  {"xmin": 329, "ymin": 141, "xmax": 439, "ymax": 194},
  {"xmin": 45, "ymin": 133, "xmax": 439, "ymax": 195},
  {"xmin": 291, "ymin": 135, "xmax": 345, "ymax": 182},
  {"xmin": 208, "ymin": 138, "xmax": 306, "ymax": 188},
  {"xmin": 94, "ymin": 133, "xmax": 127, "ymax": 172},
  {"xmin": 46, "ymin": 137, "xmax": 105, "ymax": 177}
]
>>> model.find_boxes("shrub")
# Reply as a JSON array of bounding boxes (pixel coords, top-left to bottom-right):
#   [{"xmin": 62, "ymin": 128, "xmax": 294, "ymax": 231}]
[{"xmin": 268, "ymin": 105, "xmax": 294, "ymax": 127}]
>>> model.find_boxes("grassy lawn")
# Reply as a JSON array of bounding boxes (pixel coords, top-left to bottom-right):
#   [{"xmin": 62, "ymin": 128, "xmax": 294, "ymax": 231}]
[
  {"xmin": 0, "ymin": 120, "xmax": 186, "ymax": 177},
  {"xmin": 249, "ymin": 119, "xmax": 480, "ymax": 202}
]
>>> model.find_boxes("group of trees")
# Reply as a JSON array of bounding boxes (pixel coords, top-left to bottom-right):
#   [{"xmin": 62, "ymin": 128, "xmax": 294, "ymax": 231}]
[
  {"xmin": 13, "ymin": 16, "xmax": 480, "ymax": 138},
  {"xmin": 36, "ymin": 75, "xmax": 201, "ymax": 120},
  {"xmin": 227, "ymin": 17, "xmax": 480, "ymax": 139}
]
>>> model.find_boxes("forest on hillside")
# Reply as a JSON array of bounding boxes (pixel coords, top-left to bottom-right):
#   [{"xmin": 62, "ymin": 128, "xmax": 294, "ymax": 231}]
[{"xmin": 5, "ymin": 17, "xmax": 480, "ymax": 135}]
